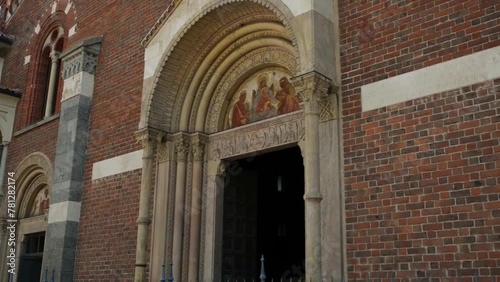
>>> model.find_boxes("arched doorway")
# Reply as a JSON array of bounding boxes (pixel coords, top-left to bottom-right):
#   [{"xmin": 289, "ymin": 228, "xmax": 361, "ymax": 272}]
[
  {"xmin": 137, "ymin": 1, "xmax": 343, "ymax": 281},
  {"xmin": 11, "ymin": 153, "xmax": 52, "ymax": 282}
]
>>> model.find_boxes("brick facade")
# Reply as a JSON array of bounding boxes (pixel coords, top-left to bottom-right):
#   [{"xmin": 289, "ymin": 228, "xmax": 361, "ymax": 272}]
[
  {"xmin": 1, "ymin": 0, "xmax": 498, "ymax": 281},
  {"xmin": 340, "ymin": 0, "xmax": 500, "ymax": 278}
]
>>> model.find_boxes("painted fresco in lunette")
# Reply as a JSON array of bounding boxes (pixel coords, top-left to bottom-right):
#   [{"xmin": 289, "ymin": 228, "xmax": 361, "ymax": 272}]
[{"xmin": 227, "ymin": 70, "xmax": 300, "ymax": 129}]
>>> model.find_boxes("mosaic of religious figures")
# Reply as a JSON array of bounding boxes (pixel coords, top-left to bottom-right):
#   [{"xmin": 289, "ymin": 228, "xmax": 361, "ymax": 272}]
[
  {"xmin": 30, "ymin": 187, "xmax": 50, "ymax": 217},
  {"xmin": 227, "ymin": 69, "xmax": 300, "ymax": 128}
]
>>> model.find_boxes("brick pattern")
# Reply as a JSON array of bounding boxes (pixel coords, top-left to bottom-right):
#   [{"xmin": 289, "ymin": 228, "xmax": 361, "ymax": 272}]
[
  {"xmin": 343, "ymin": 79, "xmax": 500, "ymax": 278},
  {"xmin": 2, "ymin": 0, "xmax": 168, "ymax": 281},
  {"xmin": 340, "ymin": 0, "xmax": 500, "ymax": 116},
  {"xmin": 340, "ymin": 0, "xmax": 500, "ymax": 279}
]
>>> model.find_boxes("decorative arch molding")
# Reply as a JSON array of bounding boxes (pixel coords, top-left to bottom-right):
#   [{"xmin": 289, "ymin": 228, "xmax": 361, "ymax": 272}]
[
  {"xmin": 141, "ymin": 0, "xmax": 301, "ymax": 133},
  {"xmin": 204, "ymin": 46, "xmax": 297, "ymax": 133},
  {"xmin": 14, "ymin": 152, "xmax": 53, "ymax": 218}
]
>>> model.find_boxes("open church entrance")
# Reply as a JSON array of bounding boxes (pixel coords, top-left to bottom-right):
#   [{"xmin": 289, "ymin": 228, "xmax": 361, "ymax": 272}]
[
  {"xmin": 18, "ymin": 233, "xmax": 45, "ymax": 282},
  {"xmin": 222, "ymin": 146, "xmax": 305, "ymax": 281}
]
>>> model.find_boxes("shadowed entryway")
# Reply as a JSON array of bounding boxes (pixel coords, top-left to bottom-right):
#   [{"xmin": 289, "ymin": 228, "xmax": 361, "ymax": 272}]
[{"xmin": 222, "ymin": 146, "xmax": 305, "ymax": 281}]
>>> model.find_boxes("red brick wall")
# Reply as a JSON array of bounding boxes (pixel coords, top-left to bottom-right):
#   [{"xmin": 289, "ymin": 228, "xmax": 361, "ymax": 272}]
[
  {"xmin": 340, "ymin": 0, "xmax": 500, "ymax": 279},
  {"xmin": 2, "ymin": 0, "xmax": 167, "ymax": 280},
  {"xmin": 71, "ymin": 0, "xmax": 167, "ymax": 280}
]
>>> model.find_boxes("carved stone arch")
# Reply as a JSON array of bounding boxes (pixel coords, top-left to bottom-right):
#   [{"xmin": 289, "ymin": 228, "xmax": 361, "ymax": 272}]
[
  {"xmin": 204, "ymin": 46, "xmax": 298, "ymax": 133},
  {"xmin": 14, "ymin": 152, "xmax": 53, "ymax": 218},
  {"xmin": 141, "ymin": 0, "xmax": 301, "ymax": 133}
]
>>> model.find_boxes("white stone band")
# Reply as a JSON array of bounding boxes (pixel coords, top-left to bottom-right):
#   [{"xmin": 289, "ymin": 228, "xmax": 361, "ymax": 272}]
[
  {"xmin": 361, "ymin": 46, "xmax": 500, "ymax": 112},
  {"xmin": 48, "ymin": 201, "xmax": 82, "ymax": 223},
  {"xmin": 92, "ymin": 150, "xmax": 143, "ymax": 180}
]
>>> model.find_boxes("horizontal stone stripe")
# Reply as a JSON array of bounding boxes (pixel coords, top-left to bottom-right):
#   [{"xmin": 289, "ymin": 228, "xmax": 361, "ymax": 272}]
[
  {"xmin": 91, "ymin": 149, "xmax": 143, "ymax": 180},
  {"xmin": 361, "ymin": 46, "xmax": 500, "ymax": 112},
  {"xmin": 48, "ymin": 201, "xmax": 82, "ymax": 224}
]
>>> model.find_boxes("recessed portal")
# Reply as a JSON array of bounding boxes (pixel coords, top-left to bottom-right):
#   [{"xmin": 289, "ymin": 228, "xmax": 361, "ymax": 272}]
[
  {"xmin": 18, "ymin": 232, "xmax": 45, "ymax": 282},
  {"xmin": 222, "ymin": 146, "xmax": 305, "ymax": 281}
]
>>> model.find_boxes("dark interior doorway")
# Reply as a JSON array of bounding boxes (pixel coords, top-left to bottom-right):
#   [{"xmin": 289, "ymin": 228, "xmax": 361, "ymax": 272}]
[
  {"xmin": 18, "ymin": 233, "xmax": 45, "ymax": 282},
  {"xmin": 222, "ymin": 146, "xmax": 305, "ymax": 281}
]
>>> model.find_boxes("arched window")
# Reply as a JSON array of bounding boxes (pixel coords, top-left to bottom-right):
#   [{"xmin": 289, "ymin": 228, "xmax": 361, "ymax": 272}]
[{"xmin": 30, "ymin": 26, "xmax": 65, "ymax": 123}]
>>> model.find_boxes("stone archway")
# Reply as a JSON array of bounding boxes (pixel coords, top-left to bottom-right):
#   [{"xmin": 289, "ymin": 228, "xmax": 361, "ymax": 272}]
[
  {"xmin": 0, "ymin": 153, "xmax": 53, "ymax": 282},
  {"xmin": 137, "ymin": 1, "xmax": 343, "ymax": 282}
]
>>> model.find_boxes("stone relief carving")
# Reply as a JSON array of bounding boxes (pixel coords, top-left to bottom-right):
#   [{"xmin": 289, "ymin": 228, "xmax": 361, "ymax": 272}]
[
  {"xmin": 208, "ymin": 111, "xmax": 305, "ymax": 160},
  {"xmin": 319, "ymin": 93, "xmax": 339, "ymax": 122},
  {"xmin": 292, "ymin": 71, "xmax": 336, "ymax": 115},
  {"xmin": 159, "ymin": 15, "xmax": 283, "ymax": 132},
  {"xmin": 18, "ymin": 174, "xmax": 49, "ymax": 219},
  {"xmin": 157, "ymin": 142, "xmax": 171, "ymax": 163},
  {"xmin": 175, "ymin": 28, "xmax": 290, "ymax": 132},
  {"xmin": 205, "ymin": 48, "xmax": 297, "ymax": 133},
  {"xmin": 62, "ymin": 49, "xmax": 98, "ymax": 79}
]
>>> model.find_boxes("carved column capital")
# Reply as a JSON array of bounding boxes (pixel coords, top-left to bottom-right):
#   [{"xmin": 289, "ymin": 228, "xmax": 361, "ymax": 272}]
[
  {"xmin": 291, "ymin": 71, "xmax": 337, "ymax": 115},
  {"xmin": 49, "ymin": 51, "xmax": 61, "ymax": 63},
  {"xmin": 135, "ymin": 128, "xmax": 165, "ymax": 156},
  {"xmin": 174, "ymin": 140, "xmax": 190, "ymax": 162},
  {"xmin": 190, "ymin": 133, "xmax": 208, "ymax": 161}
]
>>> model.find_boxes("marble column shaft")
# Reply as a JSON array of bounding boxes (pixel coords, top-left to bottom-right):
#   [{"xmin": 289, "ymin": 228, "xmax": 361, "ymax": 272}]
[
  {"xmin": 172, "ymin": 139, "xmax": 190, "ymax": 281},
  {"xmin": 134, "ymin": 129, "xmax": 161, "ymax": 282},
  {"xmin": 188, "ymin": 140, "xmax": 205, "ymax": 282},
  {"xmin": 44, "ymin": 51, "xmax": 60, "ymax": 118},
  {"xmin": 293, "ymin": 71, "xmax": 333, "ymax": 282}
]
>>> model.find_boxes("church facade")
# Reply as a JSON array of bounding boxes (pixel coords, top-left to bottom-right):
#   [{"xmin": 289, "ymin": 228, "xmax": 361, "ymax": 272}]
[{"xmin": 0, "ymin": 0, "xmax": 498, "ymax": 281}]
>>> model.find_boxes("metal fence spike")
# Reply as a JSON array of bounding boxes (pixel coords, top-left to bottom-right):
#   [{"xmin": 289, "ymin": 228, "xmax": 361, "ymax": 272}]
[
  {"xmin": 161, "ymin": 264, "xmax": 167, "ymax": 282},
  {"xmin": 168, "ymin": 263, "xmax": 174, "ymax": 282},
  {"xmin": 391, "ymin": 275, "xmax": 394, "ymax": 282},
  {"xmin": 459, "ymin": 272, "xmax": 462, "ymax": 282},
  {"xmin": 51, "ymin": 268, "xmax": 55, "ymax": 282},
  {"xmin": 475, "ymin": 272, "xmax": 478, "ymax": 282},
  {"xmin": 43, "ymin": 267, "xmax": 48, "ymax": 282},
  {"xmin": 260, "ymin": 255, "xmax": 266, "ymax": 282}
]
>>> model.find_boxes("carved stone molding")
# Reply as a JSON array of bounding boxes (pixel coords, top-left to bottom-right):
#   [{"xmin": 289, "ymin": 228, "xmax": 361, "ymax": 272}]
[
  {"xmin": 186, "ymin": 32, "xmax": 292, "ymax": 132},
  {"xmin": 18, "ymin": 174, "xmax": 49, "ymax": 219},
  {"xmin": 157, "ymin": 142, "xmax": 173, "ymax": 163},
  {"xmin": 135, "ymin": 128, "xmax": 165, "ymax": 153},
  {"xmin": 291, "ymin": 71, "xmax": 336, "ymax": 115},
  {"xmin": 207, "ymin": 159, "xmax": 227, "ymax": 177},
  {"xmin": 61, "ymin": 37, "xmax": 102, "ymax": 79},
  {"xmin": 319, "ymin": 93, "xmax": 339, "ymax": 122},
  {"xmin": 174, "ymin": 138, "xmax": 190, "ymax": 162},
  {"xmin": 50, "ymin": 51, "xmax": 61, "ymax": 63},
  {"xmin": 191, "ymin": 135, "xmax": 207, "ymax": 162},
  {"xmin": 208, "ymin": 111, "xmax": 305, "ymax": 160},
  {"xmin": 206, "ymin": 47, "xmax": 297, "ymax": 133}
]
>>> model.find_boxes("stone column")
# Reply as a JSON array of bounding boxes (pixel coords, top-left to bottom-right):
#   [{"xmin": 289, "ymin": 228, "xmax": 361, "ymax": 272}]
[
  {"xmin": 187, "ymin": 135, "xmax": 206, "ymax": 282},
  {"xmin": 292, "ymin": 71, "xmax": 333, "ymax": 282},
  {"xmin": 44, "ymin": 51, "xmax": 60, "ymax": 118},
  {"xmin": 172, "ymin": 135, "xmax": 190, "ymax": 281},
  {"xmin": 203, "ymin": 159, "xmax": 226, "ymax": 282},
  {"xmin": 134, "ymin": 129, "xmax": 163, "ymax": 282},
  {"xmin": 43, "ymin": 37, "xmax": 101, "ymax": 281},
  {"xmin": 149, "ymin": 141, "xmax": 174, "ymax": 282}
]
